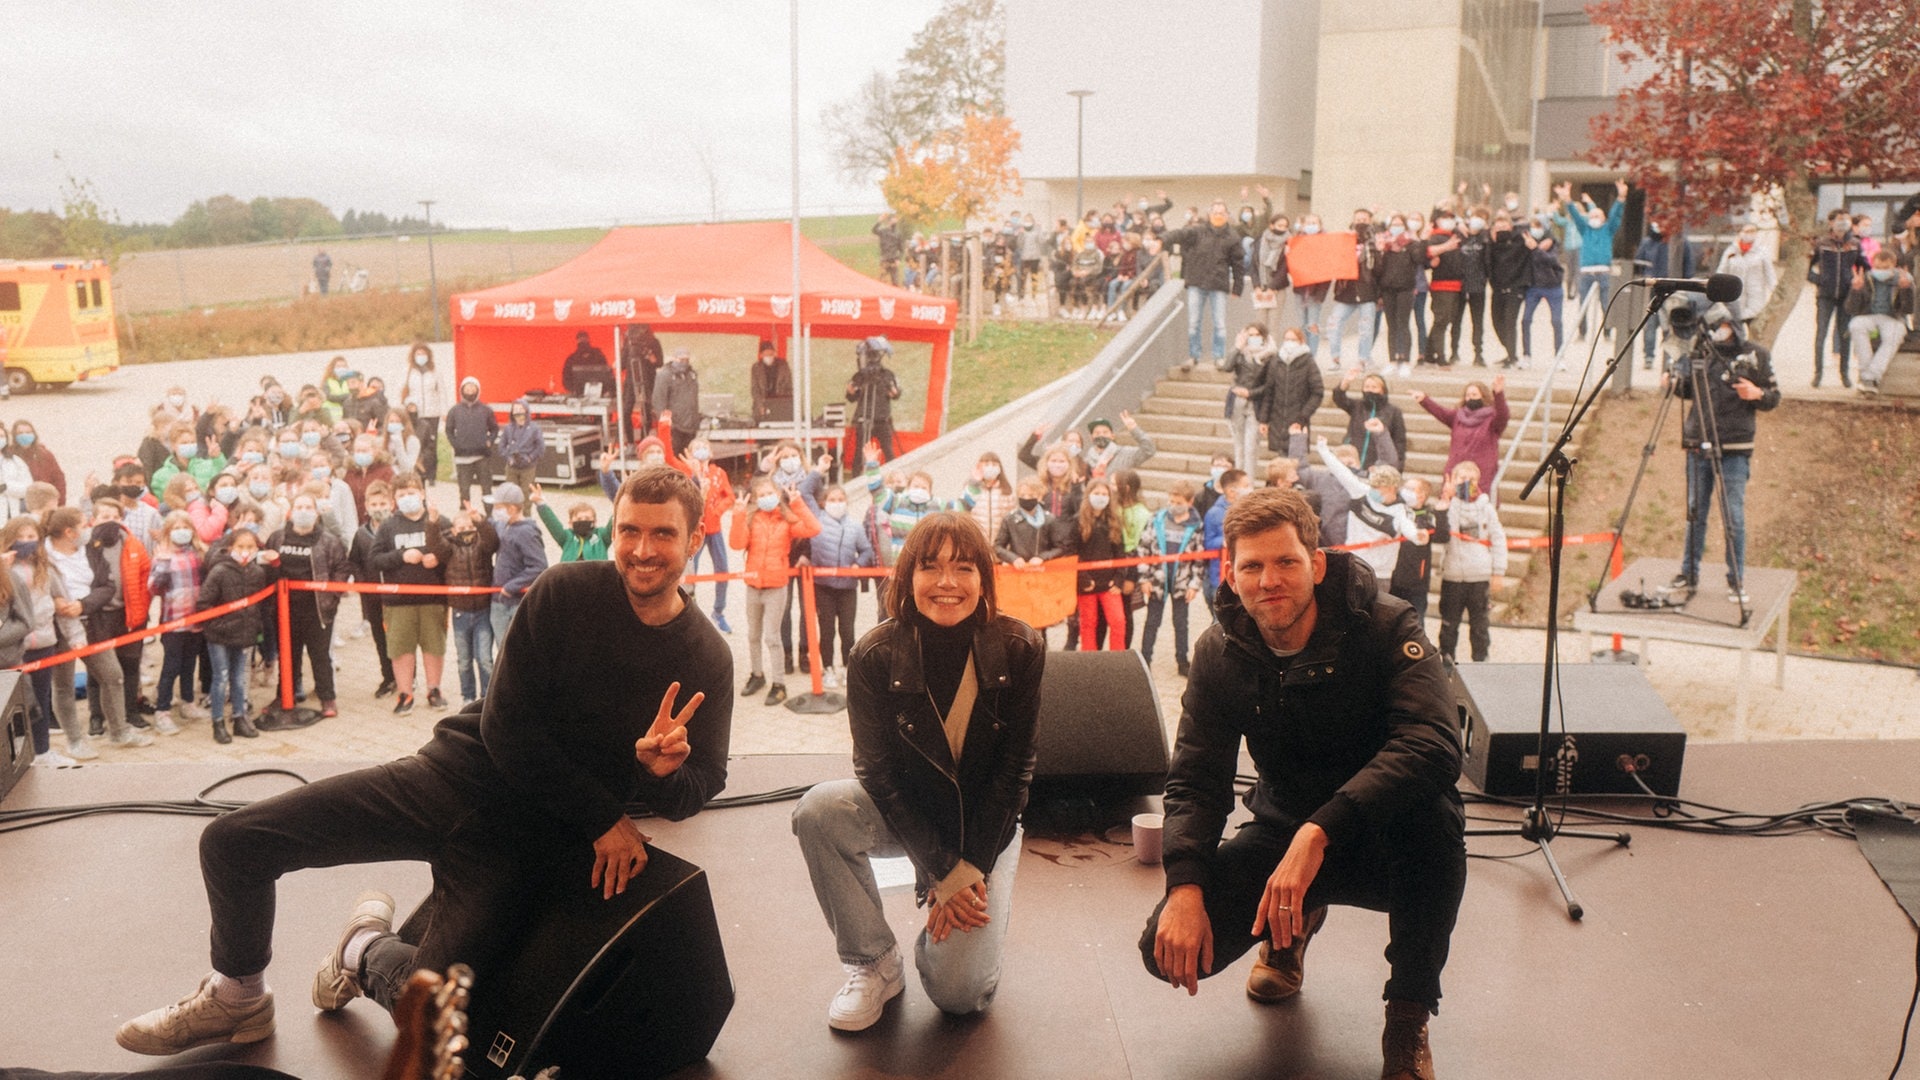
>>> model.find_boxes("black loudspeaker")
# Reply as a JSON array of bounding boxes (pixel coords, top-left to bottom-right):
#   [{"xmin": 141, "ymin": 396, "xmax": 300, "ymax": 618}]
[
  {"xmin": 1031, "ymin": 650, "xmax": 1170, "ymax": 802},
  {"xmin": 1454, "ymin": 663, "xmax": 1687, "ymax": 797},
  {"xmin": 0, "ymin": 672, "xmax": 36, "ymax": 807},
  {"xmin": 462, "ymin": 846, "xmax": 734, "ymax": 1080}
]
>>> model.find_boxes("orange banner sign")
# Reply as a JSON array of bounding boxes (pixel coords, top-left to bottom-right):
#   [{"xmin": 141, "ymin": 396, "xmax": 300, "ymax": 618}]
[{"xmin": 1286, "ymin": 232, "xmax": 1361, "ymax": 288}]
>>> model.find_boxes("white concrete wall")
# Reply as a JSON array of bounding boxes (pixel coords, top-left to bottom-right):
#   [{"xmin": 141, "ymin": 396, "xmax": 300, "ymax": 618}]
[
  {"xmin": 1309, "ymin": 0, "xmax": 1464, "ymax": 221},
  {"xmin": 1255, "ymin": 0, "xmax": 1319, "ymax": 181}
]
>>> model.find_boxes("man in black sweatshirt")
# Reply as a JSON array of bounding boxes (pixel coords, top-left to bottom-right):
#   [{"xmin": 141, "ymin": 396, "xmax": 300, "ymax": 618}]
[{"xmin": 117, "ymin": 467, "xmax": 735, "ymax": 1057}]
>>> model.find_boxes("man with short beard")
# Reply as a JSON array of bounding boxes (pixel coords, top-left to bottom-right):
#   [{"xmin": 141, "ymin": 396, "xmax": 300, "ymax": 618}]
[
  {"xmin": 117, "ymin": 467, "xmax": 733, "ymax": 1057},
  {"xmin": 1141, "ymin": 488, "xmax": 1464, "ymax": 1080}
]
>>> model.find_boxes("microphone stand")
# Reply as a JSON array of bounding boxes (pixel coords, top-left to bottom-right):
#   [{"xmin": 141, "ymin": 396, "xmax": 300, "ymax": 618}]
[{"xmin": 1462, "ymin": 288, "xmax": 1677, "ymax": 920}]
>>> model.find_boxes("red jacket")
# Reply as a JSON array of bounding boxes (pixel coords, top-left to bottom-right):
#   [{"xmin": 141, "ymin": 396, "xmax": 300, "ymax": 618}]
[
  {"xmin": 728, "ymin": 494, "xmax": 820, "ymax": 587},
  {"xmin": 657, "ymin": 419, "xmax": 733, "ymax": 536}
]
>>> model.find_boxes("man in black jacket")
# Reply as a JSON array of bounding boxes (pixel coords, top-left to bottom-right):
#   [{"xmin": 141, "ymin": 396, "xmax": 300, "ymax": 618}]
[
  {"xmin": 560, "ymin": 331, "xmax": 614, "ymax": 397},
  {"xmin": 847, "ymin": 336, "xmax": 901, "ymax": 473},
  {"xmin": 116, "ymin": 468, "xmax": 733, "ymax": 1057},
  {"xmin": 1162, "ymin": 200, "xmax": 1246, "ymax": 367},
  {"xmin": 443, "ymin": 376, "xmax": 499, "ymax": 508},
  {"xmin": 1141, "ymin": 488, "xmax": 1463, "ymax": 1080},
  {"xmin": 1668, "ymin": 307, "xmax": 1780, "ymax": 603}
]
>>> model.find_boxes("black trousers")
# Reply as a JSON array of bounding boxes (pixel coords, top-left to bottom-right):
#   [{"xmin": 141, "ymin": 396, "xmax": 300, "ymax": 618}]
[
  {"xmin": 362, "ymin": 593, "xmax": 396, "ymax": 682},
  {"xmin": 1426, "ymin": 290, "xmax": 1464, "ymax": 363},
  {"xmin": 286, "ymin": 594, "xmax": 336, "ymax": 702},
  {"xmin": 200, "ymin": 755, "xmax": 586, "ymax": 1013},
  {"xmin": 1138, "ymin": 795, "xmax": 1466, "ymax": 1013},
  {"xmin": 813, "ymin": 583, "xmax": 860, "ymax": 668},
  {"xmin": 1390, "ymin": 578, "xmax": 1430, "ymax": 621},
  {"xmin": 413, "ymin": 415, "xmax": 441, "ymax": 484},
  {"xmin": 1460, "ymin": 289, "xmax": 1486, "ymax": 362},
  {"xmin": 1139, "ymin": 592, "xmax": 1191, "ymax": 665},
  {"xmin": 1380, "ymin": 288, "xmax": 1415, "ymax": 363},
  {"xmin": 1438, "ymin": 579, "xmax": 1491, "ymax": 662},
  {"xmin": 1489, "ymin": 289, "xmax": 1523, "ymax": 363},
  {"xmin": 853, "ymin": 420, "xmax": 896, "ymax": 474},
  {"xmin": 454, "ymin": 458, "xmax": 490, "ymax": 510}
]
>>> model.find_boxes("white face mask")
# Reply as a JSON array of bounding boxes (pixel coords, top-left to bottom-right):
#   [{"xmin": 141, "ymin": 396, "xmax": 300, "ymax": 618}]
[
  {"xmin": 906, "ymin": 487, "xmax": 930, "ymax": 505},
  {"xmin": 756, "ymin": 494, "xmax": 781, "ymax": 512},
  {"xmin": 1301, "ymin": 223, "xmax": 1321, "ymax": 235},
  {"xmin": 824, "ymin": 501, "xmax": 848, "ymax": 519},
  {"xmin": 291, "ymin": 509, "xmax": 319, "ymax": 531},
  {"xmin": 1088, "ymin": 493, "xmax": 1110, "ymax": 511},
  {"xmin": 981, "ymin": 465, "xmax": 1000, "ymax": 481},
  {"xmin": 691, "ymin": 447, "xmax": 712, "ymax": 462},
  {"xmin": 1505, "ymin": 198, "xmax": 1520, "ymax": 211},
  {"xmin": 1712, "ymin": 326, "xmax": 1735, "ymax": 343}
]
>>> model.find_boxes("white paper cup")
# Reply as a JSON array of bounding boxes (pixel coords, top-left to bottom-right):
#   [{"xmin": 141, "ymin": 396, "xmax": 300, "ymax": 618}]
[{"xmin": 1132, "ymin": 812, "xmax": 1165, "ymax": 865}]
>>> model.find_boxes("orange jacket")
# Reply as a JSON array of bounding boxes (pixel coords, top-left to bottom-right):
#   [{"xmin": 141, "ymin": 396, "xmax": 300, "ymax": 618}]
[
  {"xmin": 656, "ymin": 418, "xmax": 733, "ymax": 535},
  {"xmin": 728, "ymin": 494, "xmax": 820, "ymax": 587}
]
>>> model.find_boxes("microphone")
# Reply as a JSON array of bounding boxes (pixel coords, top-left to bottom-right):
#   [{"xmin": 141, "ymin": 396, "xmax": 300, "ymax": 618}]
[{"xmin": 1633, "ymin": 273, "xmax": 1743, "ymax": 303}]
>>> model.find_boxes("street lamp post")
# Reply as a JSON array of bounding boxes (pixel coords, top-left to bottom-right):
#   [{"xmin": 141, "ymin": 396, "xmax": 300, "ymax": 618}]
[
  {"xmin": 1068, "ymin": 90, "xmax": 1094, "ymax": 221},
  {"xmin": 419, "ymin": 199, "xmax": 441, "ymax": 340}
]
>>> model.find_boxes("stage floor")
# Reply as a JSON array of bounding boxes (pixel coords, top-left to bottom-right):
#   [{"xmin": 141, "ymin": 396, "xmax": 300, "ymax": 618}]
[{"xmin": 3, "ymin": 742, "xmax": 1916, "ymax": 1080}]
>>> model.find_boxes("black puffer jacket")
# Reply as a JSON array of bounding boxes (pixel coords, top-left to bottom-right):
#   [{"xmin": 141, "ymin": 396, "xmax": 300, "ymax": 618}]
[
  {"xmin": 1673, "ymin": 335, "xmax": 1780, "ymax": 454},
  {"xmin": 197, "ymin": 542, "xmax": 268, "ymax": 648},
  {"xmin": 1162, "ymin": 551, "xmax": 1462, "ymax": 892},
  {"xmin": 1160, "ymin": 221, "xmax": 1244, "ymax": 293},
  {"xmin": 848, "ymin": 612, "xmax": 1046, "ymax": 903}
]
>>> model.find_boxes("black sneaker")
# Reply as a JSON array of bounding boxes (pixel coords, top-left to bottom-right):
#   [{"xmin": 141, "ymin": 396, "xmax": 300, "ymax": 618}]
[
  {"xmin": 128, "ymin": 714, "xmax": 152, "ymax": 730},
  {"xmin": 426, "ymin": 689, "xmax": 447, "ymax": 710},
  {"xmin": 764, "ymin": 683, "xmax": 788, "ymax": 707},
  {"xmin": 392, "ymin": 694, "xmax": 414, "ymax": 716},
  {"xmin": 742, "ymin": 673, "xmax": 767, "ymax": 697},
  {"xmin": 373, "ymin": 678, "xmax": 396, "ymax": 699},
  {"xmin": 1176, "ymin": 659, "xmax": 1191, "ymax": 677},
  {"xmin": 782, "ymin": 653, "xmax": 796, "ymax": 676}
]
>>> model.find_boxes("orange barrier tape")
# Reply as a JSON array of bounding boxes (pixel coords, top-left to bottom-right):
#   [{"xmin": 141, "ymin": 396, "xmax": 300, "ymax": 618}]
[
  {"xmin": 12, "ymin": 585, "xmax": 279, "ymax": 675},
  {"xmin": 283, "ymin": 580, "xmax": 501, "ymax": 596}
]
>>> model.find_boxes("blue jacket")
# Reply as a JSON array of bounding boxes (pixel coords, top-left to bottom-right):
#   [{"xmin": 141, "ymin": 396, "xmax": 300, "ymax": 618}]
[
  {"xmin": 499, "ymin": 418, "xmax": 545, "ymax": 469},
  {"xmin": 1569, "ymin": 201, "xmax": 1624, "ymax": 270},
  {"xmin": 492, "ymin": 517, "xmax": 548, "ymax": 601},
  {"xmin": 1203, "ymin": 499, "xmax": 1229, "ymax": 588},
  {"xmin": 808, "ymin": 511, "xmax": 875, "ymax": 589},
  {"xmin": 1145, "ymin": 507, "xmax": 1206, "ymax": 597}
]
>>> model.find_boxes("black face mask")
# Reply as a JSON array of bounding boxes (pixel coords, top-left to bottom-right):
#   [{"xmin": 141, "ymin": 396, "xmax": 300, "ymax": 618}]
[
  {"xmin": 449, "ymin": 531, "xmax": 476, "ymax": 546},
  {"xmin": 1456, "ymin": 481, "xmax": 1472, "ymax": 500},
  {"xmin": 11, "ymin": 540, "xmax": 36, "ymax": 560},
  {"xmin": 121, "ymin": 484, "xmax": 146, "ymax": 500},
  {"xmin": 1017, "ymin": 497, "xmax": 1040, "ymax": 513},
  {"xmin": 1462, "ymin": 398, "xmax": 1485, "ymax": 411},
  {"xmin": 570, "ymin": 520, "xmax": 596, "ymax": 538},
  {"xmin": 462, "ymin": 390, "xmax": 480, "ymax": 402},
  {"xmin": 1364, "ymin": 391, "xmax": 1385, "ymax": 407}
]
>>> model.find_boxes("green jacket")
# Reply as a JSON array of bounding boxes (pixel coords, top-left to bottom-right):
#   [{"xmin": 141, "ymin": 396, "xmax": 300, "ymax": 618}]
[
  {"xmin": 536, "ymin": 502, "xmax": 611, "ymax": 562},
  {"xmin": 150, "ymin": 453, "xmax": 229, "ymax": 498}
]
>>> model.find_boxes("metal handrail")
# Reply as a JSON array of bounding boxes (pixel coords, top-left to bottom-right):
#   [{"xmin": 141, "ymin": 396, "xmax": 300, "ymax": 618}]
[{"xmin": 1095, "ymin": 252, "xmax": 1171, "ymax": 330}]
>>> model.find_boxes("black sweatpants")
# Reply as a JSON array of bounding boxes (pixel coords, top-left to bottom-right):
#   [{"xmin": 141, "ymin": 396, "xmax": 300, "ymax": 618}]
[
  {"xmin": 362, "ymin": 593, "xmax": 396, "ymax": 683},
  {"xmin": 1490, "ymin": 289, "xmax": 1523, "ymax": 363},
  {"xmin": 414, "ymin": 415, "xmax": 442, "ymax": 485},
  {"xmin": 200, "ymin": 754, "xmax": 587, "ymax": 1013},
  {"xmin": 813, "ymin": 582, "xmax": 860, "ymax": 668},
  {"xmin": 1138, "ymin": 795, "xmax": 1466, "ymax": 1013},
  {"xmin": 1426, "ymin": 290, "xmax": 1464, "ymax": 363},
  {"xmin": 285, "ymin": 594, "xmax": 336, "ymax": 703},
  {"xmin": 1380, "ymin": 288, "xmax": 1416, "ymax": 363},
  {"xmin": 1461, "ymin": 289, "xmax": 1487, "ymax": 362},
  {"xmin": 1438, "ymin": 579, "xmax": 1491, "ymax": 662}
]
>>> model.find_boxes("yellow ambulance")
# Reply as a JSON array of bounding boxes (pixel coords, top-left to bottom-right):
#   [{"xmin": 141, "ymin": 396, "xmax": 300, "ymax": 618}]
[{"xmin": 0, "ymin": 259, "xmax": 122, "ymax": 394}]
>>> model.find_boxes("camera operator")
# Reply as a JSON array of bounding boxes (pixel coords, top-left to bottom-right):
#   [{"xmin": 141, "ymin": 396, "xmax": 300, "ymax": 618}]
[
  {"xmin": 1665, "ymin": 305, "xmax": 1779, "ymax": 604},
  {"xmin": 847, "ymin": 336, "xmax": 902, "ymax": 474}
]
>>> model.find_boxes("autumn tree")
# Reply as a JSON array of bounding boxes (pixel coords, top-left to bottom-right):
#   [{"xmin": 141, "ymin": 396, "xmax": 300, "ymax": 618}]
[
  {"xmin": 881, "ymin": 113, "xmax": 1021, "ymax": 229},
  {"xmin": 821, "ymin": 0, "xmax": 1005, "ymax": 185},
  {"xmin": 1587, "ymin": 0, "xmax": 1920, "ymax": 347}
]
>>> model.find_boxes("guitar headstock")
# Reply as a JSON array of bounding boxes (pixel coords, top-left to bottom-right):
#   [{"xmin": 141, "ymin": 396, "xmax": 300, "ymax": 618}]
[{"xmin": 384, "ymin": 962, "xmax": 475, "ymax": 1080}]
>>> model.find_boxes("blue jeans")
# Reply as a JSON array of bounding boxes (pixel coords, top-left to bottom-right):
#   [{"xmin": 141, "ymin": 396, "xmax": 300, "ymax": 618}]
[
  {"xmin": 1185, "ymin": 286, "xmax": 1229, "ymax": 361},
  {"xmin": 1326, "ymin": 299, "xmax": 1378, "ymax": 367},
  {"xmin": 1521, "ymin": 288, "xmax": 1564, "ymax": 358},
  {"xmin": 1576, "ymin": 269, "xmax": 1611, "ymax": 333},
  {"xmin": 1299, "ymin": 295, "xmax": 1325, "ymax": 357},
  {"xmin": 156, "ymin": 630, "xmax": 200, "ymax": 711},
  {"xmin": 207, "ymin": 643, "xmax": 249, "ymax": 722},
  {"xmin": 488, "ymin": 599, "xmax": 518, "ymax": 659},
  {"xmin": 1813, "ymin": 294, "xmax": 1852, "ymax": 370},
  {"xmin": 1681, "ymin": 451, "xmax": 1750, "ymax": 588},
  {"xmin": 451, "ymin": 608, "xmax": 494, "ymax": 704},
  {"xmin": 691, "ymin": 531, "xmax": 729, "ymax": 614},
  {"xmin": 792, "ymin": 779, "xmax": 1022, "ymax": 1015}
]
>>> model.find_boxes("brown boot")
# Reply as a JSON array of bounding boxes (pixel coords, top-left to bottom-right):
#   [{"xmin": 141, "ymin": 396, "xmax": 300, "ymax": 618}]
[
  {"xmin": 1245, "ymin": 906, "xmax": 1327, "ymax": 1002},
  {"xmin": 1381, "ymin": 1000, "xmax": 1435, "ymax": 1080}
]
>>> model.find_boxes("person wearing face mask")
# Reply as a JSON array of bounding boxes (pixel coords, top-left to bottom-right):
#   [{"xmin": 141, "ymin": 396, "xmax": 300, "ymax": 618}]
[
  {"xmin": 994, "ymin": 476, "xmax": 1067, "ymax": 570},
  {"xmin": 369, "ymin": 473, "xmax": 455, "ymax": 715},
  {"xmin": 1810, "ymin": 207, "xmax": 1868, "ymax": 388},
  {"xmin": 1485, "ymin": 212, "xmax": 1532, "ymax": 368},
  {"xmin": 343, "ymin": 371, "xmax": 392, "ymax": 432},
  {"xmin": 808, "ymin": 483, "xmax": 876, "ymax": 689},
  {"xmin": 1065, "ymin": 478, "xmax": 1128, "ymax": 651},
  {"xmin": 1138, "ymin": 478, "xmax": 1207, "ymax": 677},
  {"xmin": 654, "ymin": 436, "xmax": 734, "ymax": 629},
  {"xmin": 497, "ymin": 400, "xmax": 545, "ymax": 494},
  {"xmin": 1546, "ymin": 182, "xmax": 1586, "ymax": 301},
  {"xmin": 1371, "ymin": 216, "xmax": 1424, "ymax": 376},
  {"xmin": 196, "ymin": 528, "xmax": 271, "ymax": 744},
  {"xmin": 76, "ymin": 499, "xmax": 161, "ymax": 746},
  {"xmin": 308, "ymin": 451, "xmax": 359, "ymax": 542},
  {"xmin": 242, "ymin": 464, "xmax": 287, "ymax": 536},
  {"xmin": 266, "ymin": 492, "xmax": 349, "ymax": 719},
  {"xmin": 1289, "ymin": 215, "xmax": 1332, "ymax": 355},
  {"xmin": 1160, "ymin": 200, "xmax": 1245, "ymax": 368},
  {"xmin": 732, "ymin": 476, "xmax": 821, "ymax": 706},
  {"xmin": 4, "ymin": 516, "xmax": 93, "ymax": 763},
  {"xmin": 654, "ymin": 346, "xmax": 704, "ymax": 456},
  {"xmin": 750, "ymin": 339, "xmax": 796, "ymax": 424},
  {"xmin": 441, "ymin": 507, "xmax": 501, "ymax": 708},
  {"xmin": 1559, "ymin": 179, "xmax": 1629, "ymax": 335},
  {"xmin": 1223, "ymin": 324, "xmax": 1279, "ymax": 471},
  {"xmin": 1333, "ymin": 371, "xmax": 1408, "ymax": 470},
  {"xmin": 1325, "ymin": 210, "xmax": 1382, "ymax": 369},
  {"xmin": 1432, "ymin": 461, "xmax": 1506, "ymax": 664},
  {"xmin": 1630, "ymin": 218, "xmax": 1702, "ymax": 371},
  {"xmin": 149, "ymin": 422, "xmax": 228, "ymax": 500},
  {"xmin": 558, "ymin": 331, "xmax": 613, "ymax": 399},
  {"xmin": 399, "ymin": 342, "xmax": 446, "ymax": 485},
  {"xmin": 1666, "ymin": 306, "xmax": 1778, "ymax": 603},
  {"xmin": 1713, "ymin": 223, "xmax": 1776, "ymax": 331},
  {"xmin": 1256, "ymin": 209, "xmax": 1292, "ymax": 308},
  {"xmin": 1453, "ymin": 209, "xmax": 1493, "ymax": 367},
  {"xmin": 349, "ymin": 481, "xmax": 400, "ymax": 698},
  {"xmin": 1846, "ymin": 249, "xmax": 1915, "ymax": 396},
  {"xmin": 1410, "ymin": 376, "xmax": 1509, "ymax": 499},
  {"xmin": 444, "ymin": 375, "xmax": 501, "ymax": 509},
  {"xmin": 530, "ymin": 478, "xmax": 612, "ymax": 564},
  {"xmin": 154, "ymin": 473, "xmax": 227, "ymax": 547},
  {"xmin": 956, "ymin": 452, "xmax": 1016, "ymax": 541},
  {"xmin": 343, "ymin": 435, "xmax": 395, "ymax": 521},
  {"xmin": 1254, "ymin": 328, "xmax": 1325, "ymax": 459},
  {"xmin": 485, "ymin": 483, "xmax": 548, "ymax": 647},
  {"xmin": 1518, "ymin": 221, "xmax": 1566, "ymax": 366},
  {"xmin": 383, "ymin": 408, "xmax": 423, "ymax": 480},
  {"xmin": 1080, "ymin": 412, "xmax": 1157, "ymax": 481},
  {"xmin": 1314, "ymin": 444, "xmax": 1419, "ymax": 586}
]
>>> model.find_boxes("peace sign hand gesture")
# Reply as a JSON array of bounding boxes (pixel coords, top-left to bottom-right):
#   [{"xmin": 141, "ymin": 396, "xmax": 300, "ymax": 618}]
[{"xmin": 635, "ymin": 680, "xmax": 703, "ymax": 778}]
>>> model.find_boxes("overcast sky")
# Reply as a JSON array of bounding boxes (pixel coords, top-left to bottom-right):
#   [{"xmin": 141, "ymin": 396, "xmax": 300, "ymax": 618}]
[{"xmin": 7, "ymin": 1, "xmax": 937, "ymax": 230}]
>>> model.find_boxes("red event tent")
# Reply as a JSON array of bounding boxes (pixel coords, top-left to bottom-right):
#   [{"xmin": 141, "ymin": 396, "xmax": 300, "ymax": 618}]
[{"xmin": 449, "ymin": 222, "xmax": 956, "ymax": 453}]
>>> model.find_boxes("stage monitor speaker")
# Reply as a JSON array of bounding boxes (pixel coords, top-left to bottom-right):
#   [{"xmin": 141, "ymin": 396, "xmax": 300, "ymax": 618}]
[
  {"xmin": 0, "ymin": 671, "xmax": 35, "ymax": 807},
  {"xmin": 461, "ymin": 846, "xmax": 733, "ymax": 1080},
  {"xmin": 1454, "ymin": 663, "xmax": 1686, "ymax": 797},
  {"xmin": 1032, "ymin": 650, "xmax": 1169, "ymax": 802}
]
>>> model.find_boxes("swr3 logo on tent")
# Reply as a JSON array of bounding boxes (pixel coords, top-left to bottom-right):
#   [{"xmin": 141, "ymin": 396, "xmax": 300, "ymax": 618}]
[
  {"xmin": 771, "ymin": 295, "xmax": 793, "ymax": 319},
  {"xmin": 655, "ymin": 294, "xmax": 677, "ymax": 317},
  {"xmin": 459, "ymin": 299, "xmax": 477, "ymax": 320},
  {"xmin": 553, "ymin": 299, "xmax": 574, "ymax": 321},
  {"xmin": 878, "ymin": 297, "xmax": 896, "ymax": 320}
]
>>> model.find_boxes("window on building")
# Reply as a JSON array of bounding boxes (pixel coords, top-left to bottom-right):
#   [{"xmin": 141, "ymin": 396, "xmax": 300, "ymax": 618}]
[
  {"xmin": 1544, "ymin": 20, "xmax": 1653, "ymax": 99},
  {"xmin": 75, "ymin": 281, "xmax": 90, "ymax": 309},
  {"xmin": 90, "ymin": 279, "xmax": 103, "ymax": 307},
  {"xmin": 1456, "ymin": 0, "xmax": 1539, "ymax": 199},
  {"xmin": 0, "ymin": 282, "xmax": 19, "ymax": 311}
]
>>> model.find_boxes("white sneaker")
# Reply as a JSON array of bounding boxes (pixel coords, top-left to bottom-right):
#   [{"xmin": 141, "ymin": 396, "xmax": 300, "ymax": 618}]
[
  {"xmin": 821, "ymin": 667, "xmax": 839, "ymax": 691},
  {"xmin": 117, "ymin": 974, "xmax": 275, "ymax": 1055},
  {"xmin": 66, "ymin": 737, "xmax": 100, "ymax": 760},
  {"xmin": 152, "ymin": 711, "xmax": 182, "ymax": 736},
  {"xmin": 177, "ymin": 700, "xmax": 207, "ymax": 721},
  {"xmin": 826, "ymin": 949, "xmax": 904, "ymax": 1032},
  {"xmin": 313, "ymin": 890, "xmax": 395, "ymax": 1010},
  {"xmin": 110, "ymin": 729, "xmax": 155, "ymax": 748},
  {"xmin": 34, "ymin": 748, "xmax": 78, "ymax": 766}
]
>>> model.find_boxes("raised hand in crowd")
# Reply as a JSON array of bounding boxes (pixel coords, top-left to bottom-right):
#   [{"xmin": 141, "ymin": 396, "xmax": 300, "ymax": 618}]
[
  {"xmin": 1491, "ymin": 374, "xmax": 1506, "ymax": 395},
  {"xmin": 528, "ymin": 482, "xmax": 545, "ymax": 505},
  {"xmin": 1410, "ymin": 390, "xmax": 1427, "ymax": 404}
]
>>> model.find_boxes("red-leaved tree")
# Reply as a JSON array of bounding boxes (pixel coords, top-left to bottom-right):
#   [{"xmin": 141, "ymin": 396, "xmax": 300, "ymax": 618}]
[{"xmin": 1587, "ymin": 0, "xmax": 1920, "ymax": 345}]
